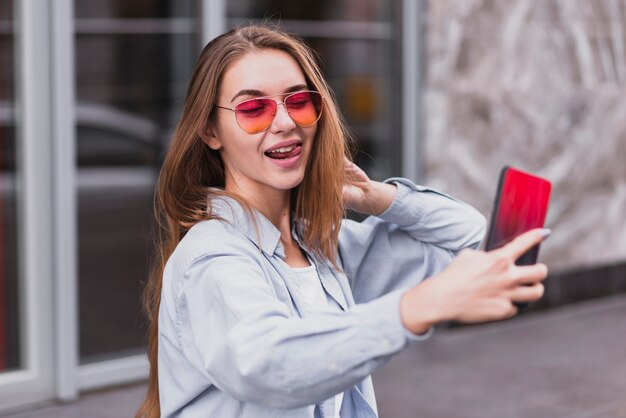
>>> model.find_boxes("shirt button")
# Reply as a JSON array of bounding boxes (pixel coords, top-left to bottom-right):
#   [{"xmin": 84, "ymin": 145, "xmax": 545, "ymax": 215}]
[
  {"xmin": 381, "ymin": 338, "xmax": 391, "ymax": 349},
  {"xmin": 329, "ymin": 362, "xmax": 338, "ymax": 372}
]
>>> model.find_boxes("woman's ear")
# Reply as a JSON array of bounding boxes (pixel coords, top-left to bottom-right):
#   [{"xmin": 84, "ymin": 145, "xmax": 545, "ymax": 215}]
[{"xmin": 200, "ymin": 122, "xmax": 222, "ymax": 150}]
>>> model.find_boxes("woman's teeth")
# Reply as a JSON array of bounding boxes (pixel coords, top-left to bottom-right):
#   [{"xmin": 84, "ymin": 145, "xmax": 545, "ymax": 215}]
[
  {"xmin": 265, "ymin": 144, "xmax": 301, "ymax": 160},
  {"xmin": 267, "ymin": 145, "xmax": 296, "ymax": 154}
]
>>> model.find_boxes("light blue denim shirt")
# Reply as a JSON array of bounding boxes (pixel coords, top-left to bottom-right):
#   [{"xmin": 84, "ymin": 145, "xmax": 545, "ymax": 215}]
[{"xmin": 157, "ymin": 178, "xmax": 486, "ymax": 417}]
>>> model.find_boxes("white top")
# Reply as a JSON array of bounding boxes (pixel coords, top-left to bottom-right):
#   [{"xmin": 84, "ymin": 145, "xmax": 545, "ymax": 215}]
[{"xmin": 292, "ymin": 263, "xmax": 344, "ymax": 418}]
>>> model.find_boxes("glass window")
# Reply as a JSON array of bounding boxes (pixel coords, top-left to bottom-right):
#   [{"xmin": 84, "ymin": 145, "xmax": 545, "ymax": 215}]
[
  {"xmin": 228, "ymin": 0, "xmax": 401, "ymax": 181},
  {"xmin": 74, "ymin": 0, "xmax": 199, "ymax": 363},
  {"xmin": 228, "ymin": 0, "xmax": 393, "ymax": 22},
  {"xmin": 0, "ymin": 0, "xmax": 20, "ymax": 373}
]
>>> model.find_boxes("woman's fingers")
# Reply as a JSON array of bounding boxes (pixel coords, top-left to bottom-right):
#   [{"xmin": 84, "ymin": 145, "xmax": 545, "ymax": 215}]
[
  {"xmin": 421, "ymin": 229, "xmax": 551, "ymax": 324},
  {"xmin": 511, "ymin": 263, "xmax": 549, "ymax": 286},
  {"xmin": 343, "ymin": 159, "xmax": 360, "ymax": 178},
  {"xmin": 508, "ymin": 283, "xmax": 545, "ymax": 302},
  {"xmin": 496, "ymin": 228, "xmax": 550, "ymax": 262}
]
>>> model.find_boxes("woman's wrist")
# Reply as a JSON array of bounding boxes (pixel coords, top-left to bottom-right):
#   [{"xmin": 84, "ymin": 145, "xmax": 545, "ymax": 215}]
[
  {"xmin": 400, "ymin": 279, "xmax": 447, "ymax": 335},
  {"xmin": 360, "ymin": 181, "xmax": 397, "ymax": 216}
]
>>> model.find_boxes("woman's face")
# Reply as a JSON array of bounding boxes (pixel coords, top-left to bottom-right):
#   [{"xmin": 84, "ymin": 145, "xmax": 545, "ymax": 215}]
[{"xmin": 207, "ymin": 48, "xmax": 318, "ymax": 198}]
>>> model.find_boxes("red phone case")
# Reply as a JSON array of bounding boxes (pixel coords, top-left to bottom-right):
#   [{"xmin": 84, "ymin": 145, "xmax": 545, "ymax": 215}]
[{"xmin": 485, "ymin": 166, "xmax": 551, "ymax": 266}]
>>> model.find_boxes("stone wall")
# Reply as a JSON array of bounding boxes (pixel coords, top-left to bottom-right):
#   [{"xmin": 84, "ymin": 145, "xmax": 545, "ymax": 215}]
[{"xmin": 423, "ymin": 0, "xmax": 626, "ymax": 270}]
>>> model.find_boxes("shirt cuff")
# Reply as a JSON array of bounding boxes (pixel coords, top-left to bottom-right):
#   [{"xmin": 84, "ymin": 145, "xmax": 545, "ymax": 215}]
[
  {"xmin": 403, "ymin": 322, "xmax": 434, "ymax": 342},
  {"xmin": 358, "ymin": 289, "xmax": 434, "ymax": 350}
]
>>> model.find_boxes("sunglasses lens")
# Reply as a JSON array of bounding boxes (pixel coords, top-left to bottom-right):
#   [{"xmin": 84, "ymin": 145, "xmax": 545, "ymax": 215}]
[
  {"xmin": 232, "ymin": 92, "xmax": 323, "ymax": 134},
  {"xmin": 285, "ymin": 91, "xmax": 323, "ymax": 126},
  {"xmin": 235, "ymin": 98, "xmax": 276, "ymax": 134}
]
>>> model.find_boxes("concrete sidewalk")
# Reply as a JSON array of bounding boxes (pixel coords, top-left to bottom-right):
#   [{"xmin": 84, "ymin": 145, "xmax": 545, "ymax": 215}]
[
  {"xmin": 6, "ymin": 294, "xmax": 626, "ymax": 418},
  {"xmin": 374, "ymin": 294, "xmax": 626, "ymax": 418}
]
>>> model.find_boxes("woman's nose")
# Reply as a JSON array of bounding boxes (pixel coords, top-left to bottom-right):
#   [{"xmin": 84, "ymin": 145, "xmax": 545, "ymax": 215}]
[{"xmin": 270, "ymin": 102, "xmax": 296, "ymax": 134}]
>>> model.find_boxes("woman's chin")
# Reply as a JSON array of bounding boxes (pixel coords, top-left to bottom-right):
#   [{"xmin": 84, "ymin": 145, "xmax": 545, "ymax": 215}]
[
  {"xmin": 276, "ymin": 179, "xmax": 304, "ymax": 191},
  {"xmin": 269, "ymin": 173, "xmax": 305, "ymax": 191}
]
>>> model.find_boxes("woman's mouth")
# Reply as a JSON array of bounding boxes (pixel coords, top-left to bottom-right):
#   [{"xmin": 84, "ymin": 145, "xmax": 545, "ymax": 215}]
[
  {"xmin": 264, "ymin": 141, "xmax": 304, "ymax": 169},
  {"xmin": 264, "ymin": 143, "xmax": 302, "ymax": 159}
]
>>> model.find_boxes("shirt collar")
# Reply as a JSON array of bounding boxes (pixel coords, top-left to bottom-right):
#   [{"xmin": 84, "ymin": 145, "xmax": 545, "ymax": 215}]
[{"xmin": 209, "ymin": 194, "xmax": 287, "ymax": 258}]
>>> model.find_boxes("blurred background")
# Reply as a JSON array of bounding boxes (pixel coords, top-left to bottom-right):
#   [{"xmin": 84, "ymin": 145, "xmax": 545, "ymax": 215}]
[{"xmin": 0, "ymin": 0, "xmax": 624, "ymax": 416}]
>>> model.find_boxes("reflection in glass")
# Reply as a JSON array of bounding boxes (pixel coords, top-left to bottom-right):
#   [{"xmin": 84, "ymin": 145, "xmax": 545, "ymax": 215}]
[
  {"xmin": 75, "ymin": 0, "xmax": 195, "ymax": 19},
  {"xmin": 74, "ymin": 1, "xmax": 198, "ymax": 363},
  {"xmin": 228, "ymin": 0, "xmax": 393, "ymax": 22},
  {"xmin": 0, "ymin": 0, "xmax": 20, "ymax": 373}
]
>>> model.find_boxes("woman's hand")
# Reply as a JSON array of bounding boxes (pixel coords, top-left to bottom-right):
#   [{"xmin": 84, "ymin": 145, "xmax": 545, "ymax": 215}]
[
  {"xmin": 342, "ymin": 157, "xmax": 396, "ymax": 215},
  {"xmin": 400, "ymin": 228, "xmax": 550, "ymax": 334}
]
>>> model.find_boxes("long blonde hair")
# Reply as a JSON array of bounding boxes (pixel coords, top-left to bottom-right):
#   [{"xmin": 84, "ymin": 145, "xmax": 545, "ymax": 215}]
[{"xmin": 136, "ymin": 24, "xmax": 352, "ymax": 417}]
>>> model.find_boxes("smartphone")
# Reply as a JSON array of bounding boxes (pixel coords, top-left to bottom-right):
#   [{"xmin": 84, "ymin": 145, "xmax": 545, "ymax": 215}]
[{"xmin": 485, "ymin": 166, "xmax": 552, "ymax": 266}]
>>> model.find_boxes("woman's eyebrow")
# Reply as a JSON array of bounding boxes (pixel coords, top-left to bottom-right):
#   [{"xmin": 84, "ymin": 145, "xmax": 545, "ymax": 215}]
[
  {"xmin": 230, "ymin": 89, "xmax": 263, "ymax": 103},
  {"xmin": 230, "ymin": 84, "xmax": 310, "ymax": 103},
  {"xmin": 284, "ymin": 84, "xmax": 309, "ymax": 94}
]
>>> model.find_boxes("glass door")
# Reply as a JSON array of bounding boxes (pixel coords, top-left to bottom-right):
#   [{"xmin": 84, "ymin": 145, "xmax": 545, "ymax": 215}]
[
  {"xmin": 0, "ymin": 0, "xmax": 20, "ymax": 376},
  {"xmin": 0, "ymin": 0, "xmax": 55, "ymax": 412},
  {"xmin": 74, "ymin": 0, "xmax": 200, "ymax": 387}
]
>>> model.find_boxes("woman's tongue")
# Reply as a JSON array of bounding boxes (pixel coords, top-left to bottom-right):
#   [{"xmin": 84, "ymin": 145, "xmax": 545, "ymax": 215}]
[{"xmin": 265, "ymin": 145, "xmax": 300, "ymax": 159}]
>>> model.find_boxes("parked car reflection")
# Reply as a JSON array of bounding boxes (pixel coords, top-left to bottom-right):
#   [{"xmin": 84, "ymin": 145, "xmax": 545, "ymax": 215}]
[{"xmin": 0, "ymin": 102, "xmax": 165, "ymax": 363}]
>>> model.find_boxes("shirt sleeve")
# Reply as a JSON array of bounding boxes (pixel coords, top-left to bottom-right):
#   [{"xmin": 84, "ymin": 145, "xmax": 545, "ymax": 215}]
[
  {"xmin": 338, "ymin": 177, "xmax": 486, "ymax": 304},
  {"xmin": 177, "ymin": 250, "xmax": 423, "ymax": 409}
]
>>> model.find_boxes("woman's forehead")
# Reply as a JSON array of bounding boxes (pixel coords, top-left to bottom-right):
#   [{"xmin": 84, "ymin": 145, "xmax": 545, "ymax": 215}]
[{"xmin": 220, "ymin": 49, "xmax": 307, "ymax": 102}]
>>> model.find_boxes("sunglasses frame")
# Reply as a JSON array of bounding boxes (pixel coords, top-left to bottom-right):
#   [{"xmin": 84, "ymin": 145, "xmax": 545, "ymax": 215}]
[{"xmin": 215, "ymin": 90, "xmax": 324, "ymax": 134}]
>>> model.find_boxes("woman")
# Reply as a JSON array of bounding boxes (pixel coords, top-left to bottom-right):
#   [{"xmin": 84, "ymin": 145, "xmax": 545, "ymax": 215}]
[{"xmin": 137, "ymin": 24, "xmax": 548, "ymax": 417}]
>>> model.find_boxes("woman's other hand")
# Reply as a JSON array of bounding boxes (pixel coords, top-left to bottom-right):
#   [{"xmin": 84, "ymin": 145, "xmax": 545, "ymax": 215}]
[
  {"xmin": 400, "ymin": 228, "xmax": 550, "ymax": 334},
  {"xmin": 342, "ymin": 157, "xmax": 396, "ymax": 215}
]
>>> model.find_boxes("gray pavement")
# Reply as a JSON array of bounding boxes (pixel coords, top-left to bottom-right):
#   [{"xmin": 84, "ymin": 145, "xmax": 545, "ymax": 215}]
[
  {"xmin": 373, "ymin": 294, "xmax": 626, "ymax": 418},
  {"xmin": 5, "ymin": 294, "xmax": 626, "ymax": 418}
]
